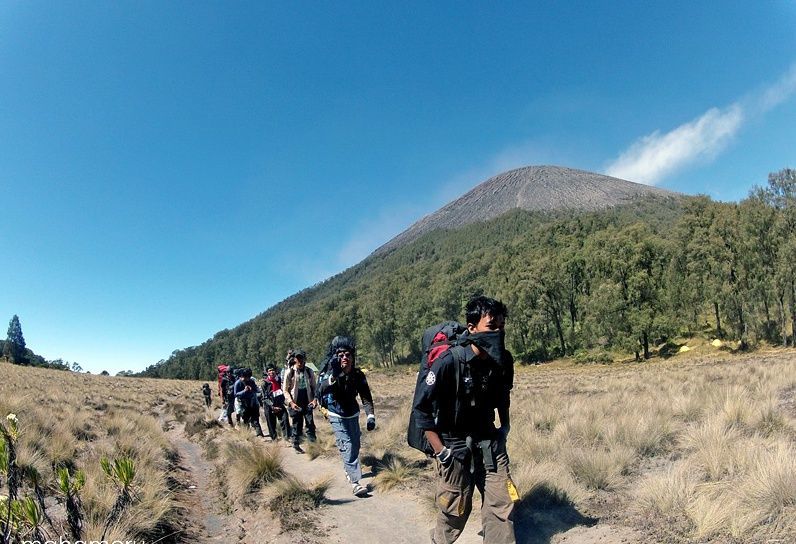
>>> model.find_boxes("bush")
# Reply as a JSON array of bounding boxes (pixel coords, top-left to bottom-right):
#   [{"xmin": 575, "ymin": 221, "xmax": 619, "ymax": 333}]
[
  {"xmin": 573, "ymin": 349, "xmax": 613, "ymax": 365},
  {"xmin": 224, "ymin": 439, "xmax": 283, "ymax": 497}
]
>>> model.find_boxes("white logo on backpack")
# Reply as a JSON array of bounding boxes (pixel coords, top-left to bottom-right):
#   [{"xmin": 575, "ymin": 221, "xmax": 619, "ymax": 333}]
[{"xmin": 425, "ymin": 371, "xmax": 436, "ymax": 386}]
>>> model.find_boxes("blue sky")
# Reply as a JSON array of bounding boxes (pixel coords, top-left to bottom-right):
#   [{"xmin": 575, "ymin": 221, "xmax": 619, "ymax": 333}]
[{"xmin": 2, "ymin": 2, "xmax": 795, "ymax": 373}]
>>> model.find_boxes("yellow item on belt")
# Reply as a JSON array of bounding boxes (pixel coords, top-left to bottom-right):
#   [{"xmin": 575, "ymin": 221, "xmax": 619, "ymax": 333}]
[{"xmin": 507, "ymin": 478, "xmax": 520, "ymax": 502}]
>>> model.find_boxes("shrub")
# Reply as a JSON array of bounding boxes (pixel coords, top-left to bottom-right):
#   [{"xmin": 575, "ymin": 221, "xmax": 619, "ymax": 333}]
[
  {"xmin": 224, "ymin": 439, "xmax": 283, "ymax": 497},
  {"xmin": 565, "ymin": 445, "xmax": 635, "ymax": 490},
  {"xmin": 573, "ymin": 349, "xmax": 613, "ymax": 365}
]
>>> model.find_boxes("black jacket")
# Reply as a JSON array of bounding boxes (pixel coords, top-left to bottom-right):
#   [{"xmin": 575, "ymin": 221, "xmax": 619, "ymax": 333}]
[
  {"xmin": 318, "ymin": 367, "xmax": 374, "ymax": 418},
  {"xmin": 412, "ymin": 344, "xmax": 507, "ymax": 440}
]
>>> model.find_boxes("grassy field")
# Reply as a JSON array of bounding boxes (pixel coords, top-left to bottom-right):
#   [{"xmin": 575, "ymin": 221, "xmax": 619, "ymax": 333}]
[
  {"xmin": 0, "ymin": 364, "xmax": 202, "ymax": 542},
  {"xmin": 1, "ymin": 347, "xmax": 794, "ymax": 543},
  {"xmin": 357, "ymin": 348, "xmax": 796, "ymax": 543}
]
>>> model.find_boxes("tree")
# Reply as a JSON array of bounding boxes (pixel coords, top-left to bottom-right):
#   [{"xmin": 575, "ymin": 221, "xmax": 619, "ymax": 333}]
[
  {"xmin": 71, "ymin": 362, "xmax": 83, "ymax": 373},
  {"xmin": 757, "ymin": 168, "xmax": 796, "ymax": 345},
  {"xmin": 4, "ymin": 315, "xmax": 28, "ymax": 365}
]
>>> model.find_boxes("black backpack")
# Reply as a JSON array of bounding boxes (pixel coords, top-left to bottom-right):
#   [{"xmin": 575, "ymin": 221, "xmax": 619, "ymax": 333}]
[
  {"xmin": 225, "ymin": 369, "xmax": 238, "ymax": 397},
  {"xmin": 406, "ymin": 321, "xmax": 468, "ymax": 456}
]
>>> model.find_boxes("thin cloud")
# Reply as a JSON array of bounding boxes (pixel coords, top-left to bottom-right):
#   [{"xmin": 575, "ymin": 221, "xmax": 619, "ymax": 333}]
[
  {"xmin": 755, "ymin": 63, "xmax": 796, "ymax": 113},
  {"xmin": 605, "ymin": 105, "xmax": 744, "ymax": 185},
  {"xmin": 606, "ymin": 64, "xmax": 796, "ymax": 185}
]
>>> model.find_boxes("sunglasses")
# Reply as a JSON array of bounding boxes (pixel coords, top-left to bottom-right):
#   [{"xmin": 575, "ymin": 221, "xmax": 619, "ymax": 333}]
[{"xmin": 335, "ymin": 350, "xmax": 353, "ymax": 358}]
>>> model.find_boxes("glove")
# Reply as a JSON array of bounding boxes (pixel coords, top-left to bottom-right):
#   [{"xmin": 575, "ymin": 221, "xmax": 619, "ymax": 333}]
[
  {"xmin": 366, "ymin": 415, "xmax": 376, "ymax": 431},
  {"xmin": 330, "ymin": 355, "xmax": 342, "ymax": 378},
  {"xmin": 435, "ymin": 446, "xmax": 453, "ymax": 467}
]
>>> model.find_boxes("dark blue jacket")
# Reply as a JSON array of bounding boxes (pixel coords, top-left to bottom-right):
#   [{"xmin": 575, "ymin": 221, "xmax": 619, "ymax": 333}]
[
  {"xmin": 234, "ymin": 377, "xmax": 259, "ymax": 408},
  {"xmin": 318, "ymin": 368, "xmax": 374, "ymax": 418}
]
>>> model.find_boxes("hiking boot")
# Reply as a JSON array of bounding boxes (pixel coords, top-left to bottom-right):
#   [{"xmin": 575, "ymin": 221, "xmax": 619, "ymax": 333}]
[
  {"xmin": 293, "ymin": 445, "xmax": 305, "ymax": 454},
  {"xmin": 352, "ymin": 483, "xmax": 368, "ymax": 497}
]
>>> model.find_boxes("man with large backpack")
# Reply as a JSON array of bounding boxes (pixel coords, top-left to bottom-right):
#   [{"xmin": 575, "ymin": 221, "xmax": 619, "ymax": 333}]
[
  {"xmin": 283, "ymin": 349, "xmax": 318, "ymax": 452},
  {"xmin": 234, "ymin": 368, "xmax": 265, "ymax": 437},
  {"xmin": 221, "ymin": 367, "xmax": 236, "ymax": 427},
  {"xmin": 412, "ymin": 296, "xmax": 516, "ymax": 544},
  {"xmin": 317, "ymin": 336, "xmax": 375, "ymax": 497}
]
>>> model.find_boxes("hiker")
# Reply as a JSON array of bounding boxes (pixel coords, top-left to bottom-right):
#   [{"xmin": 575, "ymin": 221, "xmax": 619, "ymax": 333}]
[
  {"xmin": 222, "ymin": 368, "xmax": 236, "ymax": 426},
  {"xmin": 217, "ymin": 364, "xmax": 230, "ymax": 406},
  {"xmin": 317, "ymin": 336, "xmax": 375, "ymax": 497},
  {"xmin": 262, "ymin": 364, "xmax": 292, "ymax": 441},
  {"xmin": 234, "ymin": 368, "xmax": 264, "ymax": 437},
  {"xmin": 283, "ymin": 349, "xmax": 317, "ymax": 452},
  {"xmin": 202, "ymin": 383, "xmax": 212, "ymax": 407},
  {"xmin": 282, "ymin": 349, "xmax": 294, "ymax": 383},
  {"xmin": 412, "ymin": 295, "xmax": 516, "ymax": 544}
]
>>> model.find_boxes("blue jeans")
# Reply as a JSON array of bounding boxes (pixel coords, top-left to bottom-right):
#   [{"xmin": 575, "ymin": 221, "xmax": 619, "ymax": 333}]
[{"xmin": 329, "ymin": 414, "xmax": 362, "ymax": 483}]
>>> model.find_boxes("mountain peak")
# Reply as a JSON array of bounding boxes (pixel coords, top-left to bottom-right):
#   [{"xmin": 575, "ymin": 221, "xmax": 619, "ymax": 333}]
[{"xmin": 375, "ymin": 165, "xmax": 676, "ymax": 254}]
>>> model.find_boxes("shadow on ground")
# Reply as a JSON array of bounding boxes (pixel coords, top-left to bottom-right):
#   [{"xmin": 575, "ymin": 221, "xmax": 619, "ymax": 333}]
[
  {"xmin": 361, "ymin": 451, "xmax": 430, "ymax": 474},
  {"xmin": 515, "ymin": 484, "xmax": 598, "ymax": 544}
]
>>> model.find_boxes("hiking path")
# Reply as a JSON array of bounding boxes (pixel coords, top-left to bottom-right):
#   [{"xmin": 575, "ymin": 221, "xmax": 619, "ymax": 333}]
[{"xmin": 161, "ymin": 404, "xmax": 641, "ymax": 544}]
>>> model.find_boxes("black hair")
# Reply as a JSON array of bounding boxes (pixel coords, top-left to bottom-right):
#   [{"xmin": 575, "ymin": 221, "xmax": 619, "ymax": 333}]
[
  {"xmin": 465, "ymin": 295, "xmax": 508, "ymax": 326},
  {"xmin": 327, "ymin": 335, "xmax": 356, "ymax": 357}
]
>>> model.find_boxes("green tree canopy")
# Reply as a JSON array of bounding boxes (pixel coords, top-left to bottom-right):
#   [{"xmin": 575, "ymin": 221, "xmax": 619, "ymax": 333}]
[{"xmin": 4, "ymin": 314, "xmax": 27, "ymax": 365}]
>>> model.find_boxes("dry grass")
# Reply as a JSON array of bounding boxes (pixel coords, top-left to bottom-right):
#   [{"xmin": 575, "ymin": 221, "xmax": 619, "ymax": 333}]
[
  {"xmin": 268, "ymin": 475, "xmax": 331, "ymax": 532},
  {"xmin": 222, "ymin": 436, "xmax": 284, "ymax": 500},
  {"xmin": 3, "ymin": 347, "xmax": 795, "ymax": 544},
  {"xmin": 362, "ymin": 350, "xmax": 796, "ymax": 543},
  {"xmin": 305, "ymin": 429, "xmax": 336, "ymax": 460},
  {"xmin": 0, "ymin": 361, "xmax": 203, "ymax": 542},
  {"xmin": 372, "ymin": 455, "xmax": 421, "ymax": 492}
]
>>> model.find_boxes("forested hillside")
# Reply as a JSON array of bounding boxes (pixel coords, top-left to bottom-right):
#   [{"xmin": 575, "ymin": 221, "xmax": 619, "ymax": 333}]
[{"xmin": 142, "ymin": 169, "xmax": 796, "ymax": 380}]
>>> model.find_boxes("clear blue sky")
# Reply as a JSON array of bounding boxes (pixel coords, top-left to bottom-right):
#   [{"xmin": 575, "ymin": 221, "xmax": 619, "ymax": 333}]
[{"xmin": 2, "ymin": 2, "xmax": 795, "ymax": 373}]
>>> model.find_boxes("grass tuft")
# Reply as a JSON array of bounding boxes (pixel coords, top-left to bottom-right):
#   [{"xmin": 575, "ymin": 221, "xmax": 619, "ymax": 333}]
[
  {"xmin": 269, "ymin": 476, "xmax": 331, "ymax": 532},
  {"xmin": 224, "ymin": 439, "xmax": 283, "ymax": 497},
  {"xmin": 372, "ymin": 456, "xmax": 421, "ymax": 492},
  {"xmin": 566, "ymin": 445, "xmax": 635, "ymax": 490}
]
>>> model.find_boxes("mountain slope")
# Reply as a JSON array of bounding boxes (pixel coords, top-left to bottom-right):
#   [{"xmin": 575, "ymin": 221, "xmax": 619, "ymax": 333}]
[
  {"xmin": 376, "ymin": 165, "xmax": 674, "ymax": 254},
  {"xmin": 142, "ymin": 165, "xmax": 685, "ymax": 379}
]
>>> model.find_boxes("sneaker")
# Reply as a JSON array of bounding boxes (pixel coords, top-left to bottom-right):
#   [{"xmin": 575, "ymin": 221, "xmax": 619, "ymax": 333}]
[
  {"xmin": 293, "ymin": 445, "xmax": 305, "ymax": 454},
  {"xmin": 352, "ymin": 483, "xmax": 368, "ymax": 497}
]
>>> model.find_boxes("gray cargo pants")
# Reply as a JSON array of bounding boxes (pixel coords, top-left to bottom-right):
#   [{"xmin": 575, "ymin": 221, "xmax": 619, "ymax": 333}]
[{"xmin": 431, "ymin": 439, "xmax": 516, "ymax": 543}]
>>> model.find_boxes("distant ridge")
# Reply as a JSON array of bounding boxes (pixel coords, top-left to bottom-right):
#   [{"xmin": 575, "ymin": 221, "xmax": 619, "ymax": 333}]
[{"xmin": 375, "ymin": 165, "xmax": 676, "ymax": 254}]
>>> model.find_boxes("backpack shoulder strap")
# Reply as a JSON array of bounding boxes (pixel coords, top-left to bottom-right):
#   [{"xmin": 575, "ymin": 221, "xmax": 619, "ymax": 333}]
[
  {"xmin": 449, "ymin": 344, "xmax": 468, "ymax": 363},
  {"xmin": 448, "ymin": 344, "xmax": 468, "ymax": 400}
]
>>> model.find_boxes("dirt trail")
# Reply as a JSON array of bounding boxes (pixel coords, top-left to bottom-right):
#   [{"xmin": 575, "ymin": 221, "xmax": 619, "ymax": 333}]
[
  {"xmin": 162, "ymin": 417, "xmax": 246, "ymax": 543},
  {"xmin": 161, "ymin": 406, "xmax": 640, "ymax": 544},
  {"xmin": 274, "ymin": 441, "xmax": 482, "ymax": 544},
  {"xmin": 262, "ymin": 443, "xmax": 639, "ymax": 544}
]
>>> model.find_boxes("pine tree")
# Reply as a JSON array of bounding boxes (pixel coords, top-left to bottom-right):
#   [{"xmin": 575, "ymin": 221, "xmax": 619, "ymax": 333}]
[{"xmin": 4, "ymin": 314, "xmax": 28, "ymax": 365}]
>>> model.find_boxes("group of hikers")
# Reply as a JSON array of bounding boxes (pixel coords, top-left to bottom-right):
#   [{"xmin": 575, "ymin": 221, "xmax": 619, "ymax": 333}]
[
  {"xmin": 204, "ymin": 336, "xmax": 376, "ymax": 498},
  {"xmin": 198, "ymin": 296, "xmax": 518, "ymax": 543}
]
